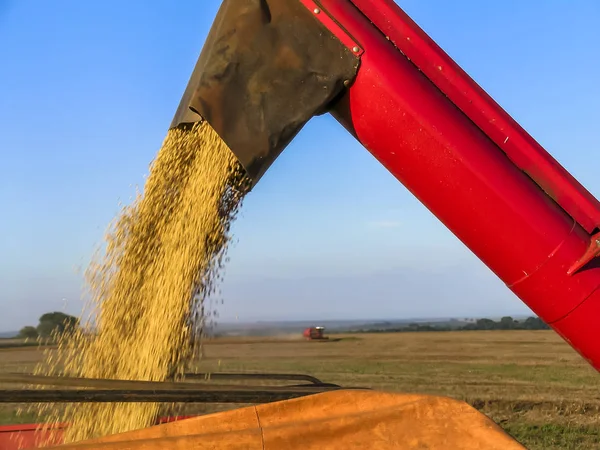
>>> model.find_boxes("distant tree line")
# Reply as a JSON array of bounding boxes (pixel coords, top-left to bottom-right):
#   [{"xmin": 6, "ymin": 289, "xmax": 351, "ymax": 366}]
[
  {"xmin": 18, "ymin": 312, "xmax": 79, "ymax": 340},
  {"xmin": 344, "ymin": 316, "xmax": 550, "ymax": 333},
  {"xmin": 460, "ymin": 316, "xmax": 549, "ymax": 331}
]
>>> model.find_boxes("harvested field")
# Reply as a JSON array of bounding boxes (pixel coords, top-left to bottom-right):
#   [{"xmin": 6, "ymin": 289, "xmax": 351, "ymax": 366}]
[{"xmin": 1, "ymin": 330, "xmax": 599, "ymax": 449}]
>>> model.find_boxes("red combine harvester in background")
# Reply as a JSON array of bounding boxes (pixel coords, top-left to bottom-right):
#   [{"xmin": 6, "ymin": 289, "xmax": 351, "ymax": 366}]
[
  {"xmin": 2, "ymin": 0, "xmax": 599, "ymax": 448},
  {"xmin": 303, "ymin": 326, "xmax": 329, "ymax": 340}
]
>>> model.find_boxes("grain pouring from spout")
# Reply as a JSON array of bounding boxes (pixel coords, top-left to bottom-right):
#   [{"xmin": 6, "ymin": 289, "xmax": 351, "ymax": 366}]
[{"xmin": 34, "ymin": 121, "xmax": 250, "ymax": 443}]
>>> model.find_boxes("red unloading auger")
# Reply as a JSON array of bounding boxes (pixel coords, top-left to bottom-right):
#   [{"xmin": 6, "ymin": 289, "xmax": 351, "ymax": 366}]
[{"xmin": 171, "ymin": 0, "xmax": 600, "ymax": 370}]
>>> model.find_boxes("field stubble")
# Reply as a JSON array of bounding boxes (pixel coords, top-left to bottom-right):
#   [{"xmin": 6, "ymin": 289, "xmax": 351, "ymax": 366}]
[{"xmin": 1, "ymin": 330, "xmax": 599, "ymax": 449}]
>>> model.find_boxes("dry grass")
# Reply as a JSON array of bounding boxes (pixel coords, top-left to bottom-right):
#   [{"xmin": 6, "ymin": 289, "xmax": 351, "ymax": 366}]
[{"xmin": 1, "ymin": 330, "xmax": 599, "ymax": 449}]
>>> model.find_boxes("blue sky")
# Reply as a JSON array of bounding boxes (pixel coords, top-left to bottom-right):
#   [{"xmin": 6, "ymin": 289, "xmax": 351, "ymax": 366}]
[{"xmin": 1, "ymin": 0, "xmax": 599, "ymax": 331}]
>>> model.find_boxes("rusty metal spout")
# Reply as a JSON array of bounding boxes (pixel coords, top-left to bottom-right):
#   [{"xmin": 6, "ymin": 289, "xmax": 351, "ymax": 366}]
[{"xmin": 170, "ymin": 0, "xmax": 359, "ymax": 186}]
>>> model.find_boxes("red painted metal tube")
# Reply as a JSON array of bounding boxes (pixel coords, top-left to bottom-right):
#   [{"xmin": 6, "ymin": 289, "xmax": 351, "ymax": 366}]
[
  {"xmin": 314, "ymin": 0, "xmax": 600, "ymax": 369},
  {"xmin": 348, "ymin": 0, "xmax": 600, "ymax": 235}
]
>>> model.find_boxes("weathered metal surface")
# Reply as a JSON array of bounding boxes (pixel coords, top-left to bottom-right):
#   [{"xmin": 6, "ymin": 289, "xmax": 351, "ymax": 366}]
[
  {"xmin": 0, "ymin": 388, "xmax": 349, "ymax": 403},
  {"xmin": 0, "ymin": 372, "xmax": 337, "ymax": 389},
  {"xmin": 0, "ymin": 372, "xmax": 351, "ymax": 403},
  {"xmin": 183, "ymin": 372, "xmax": 329, "ymax": 385},
  {"xmin": 170, "ymin": 0, "xmax": 359, "ymax": 185}
]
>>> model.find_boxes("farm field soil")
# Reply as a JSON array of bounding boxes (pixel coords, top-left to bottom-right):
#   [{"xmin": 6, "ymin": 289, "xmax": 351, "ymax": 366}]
[{"xmin": 1, "ymin": 330, "xmax": 599, "ymax": 449}]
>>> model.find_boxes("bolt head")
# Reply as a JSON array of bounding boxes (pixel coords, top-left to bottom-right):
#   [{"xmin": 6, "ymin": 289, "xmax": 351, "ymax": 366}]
[
  {"xmin": 313, "ymin": 8, "xmax": 320, "ymax": 14},
  {"xmin": 352, "ymin": 46, "xmax": 360, "ymax": 53}
]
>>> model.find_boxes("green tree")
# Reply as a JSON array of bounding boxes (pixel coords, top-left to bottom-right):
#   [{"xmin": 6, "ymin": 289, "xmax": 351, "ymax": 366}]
[
  {"xmin": 523, "ymin": 316, "xmax": 550, "ymax": 330},
  {"xmin": 36, "ymin": 312, "xmax": 79, "ymax": 338},
  {"xmin": 499, "ymin": 316, "xmax": 516, "ymax": 330},
  {"xmin": 37, "ymin": 321, "xmax": 57, "ymax": 338},
  {"xmin": 18, "ymin": 326, "xmax": 39, "ymax": 339},
  {"xmin": 476, "ymin": 318, "xmax": 496, "ymax": 330}
]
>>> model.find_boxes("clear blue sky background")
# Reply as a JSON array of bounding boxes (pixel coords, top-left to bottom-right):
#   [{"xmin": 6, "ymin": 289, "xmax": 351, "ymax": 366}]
[{"xmin": 1, "ymin": 0, "xmax": 599, "ymax": 331}]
